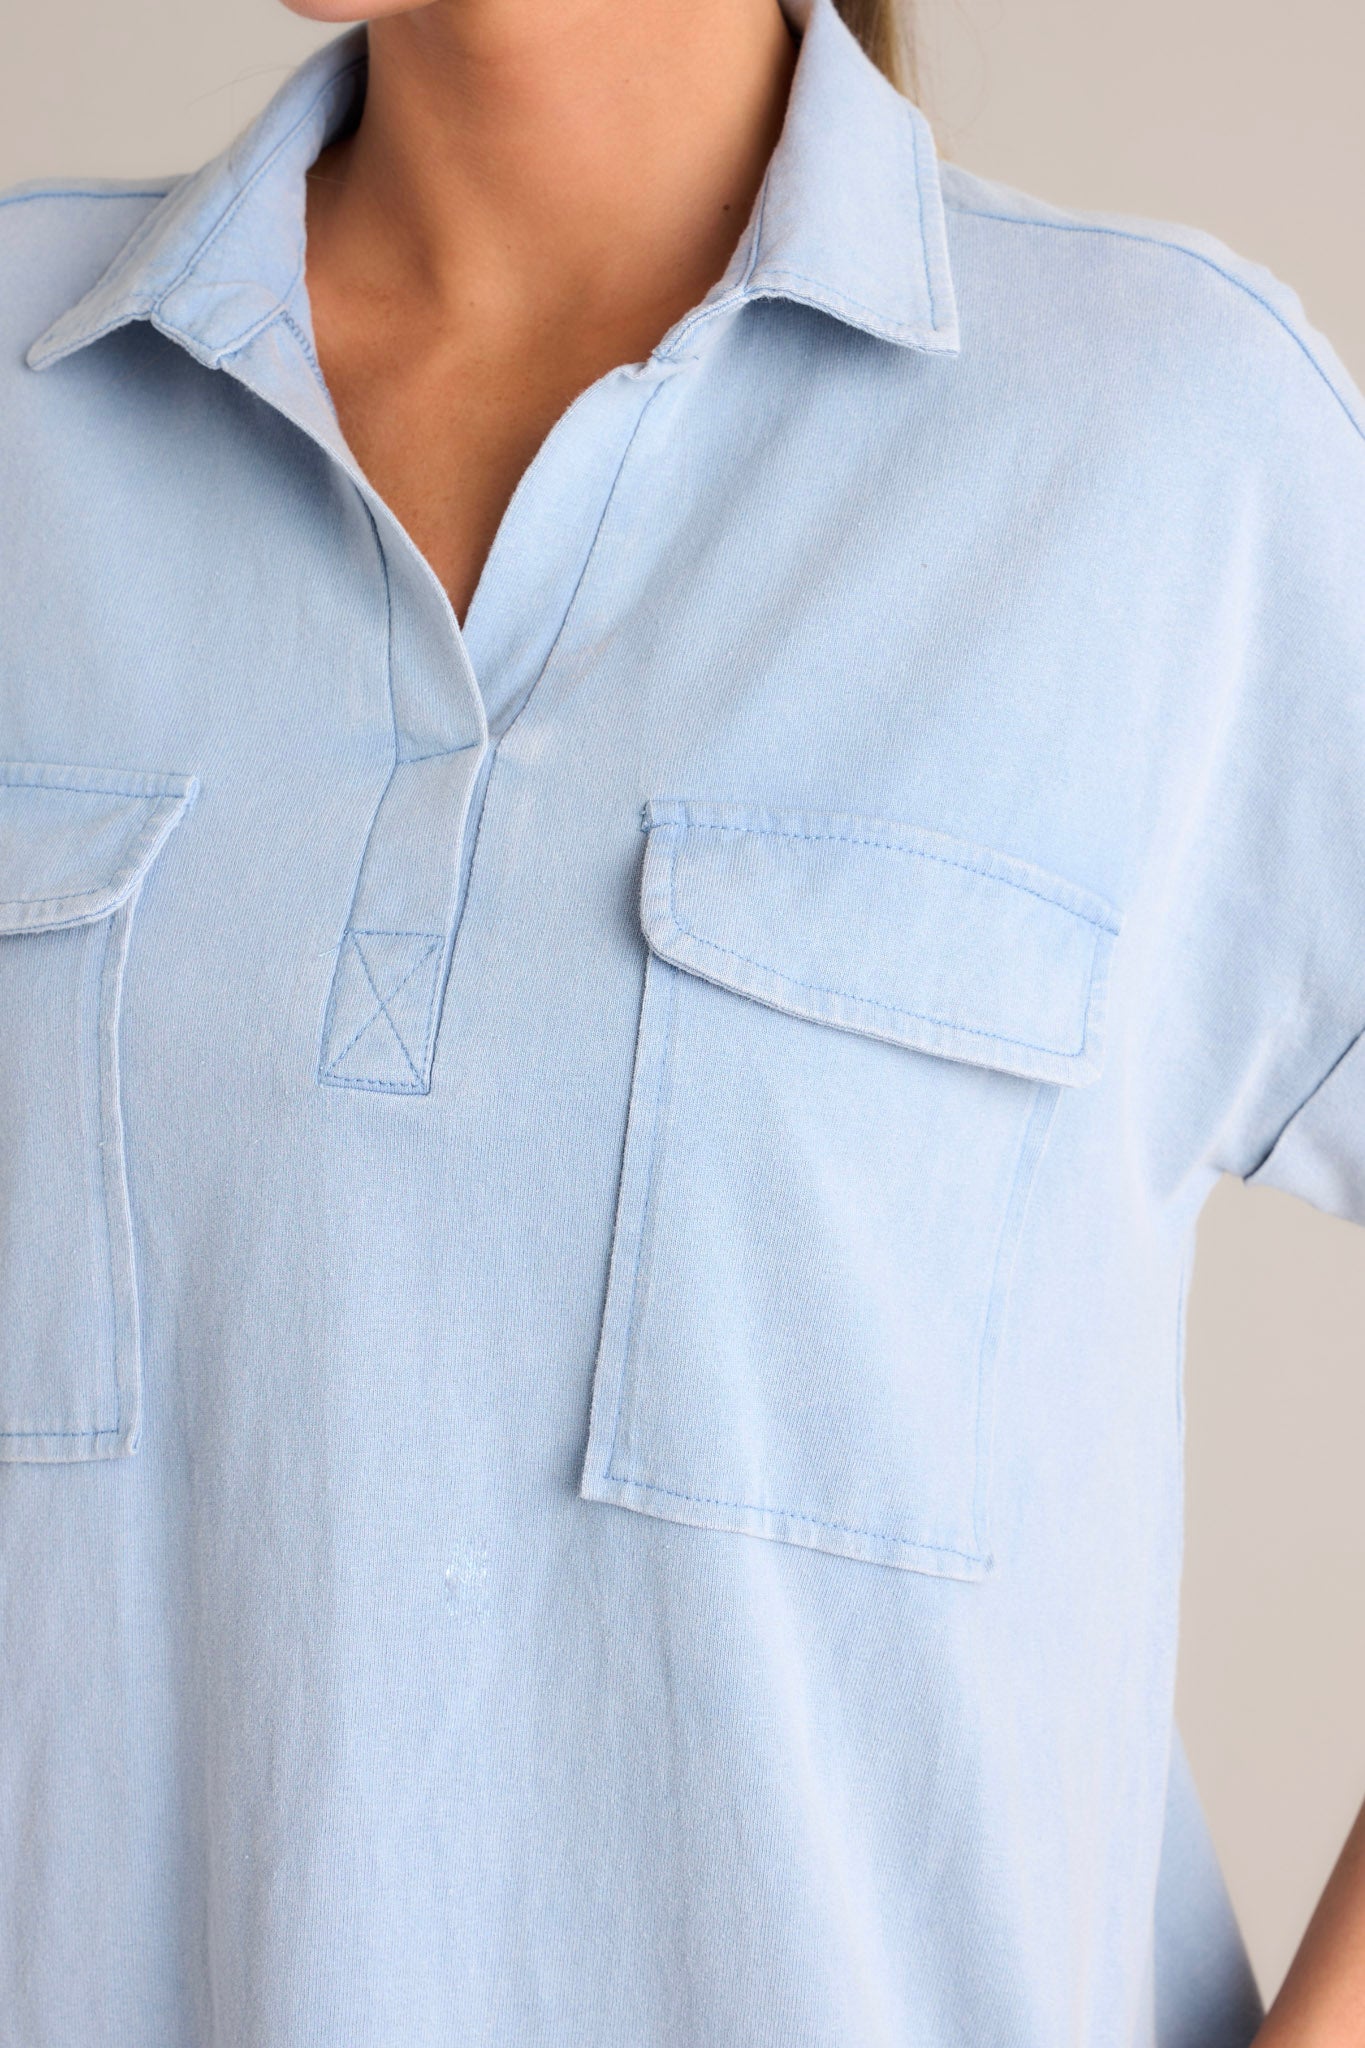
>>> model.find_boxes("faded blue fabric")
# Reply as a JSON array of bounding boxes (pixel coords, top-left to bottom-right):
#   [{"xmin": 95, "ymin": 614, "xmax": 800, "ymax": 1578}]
[{"xmin": 1, "ymin": 0, "xmax": 1360, "ymax": 2037}]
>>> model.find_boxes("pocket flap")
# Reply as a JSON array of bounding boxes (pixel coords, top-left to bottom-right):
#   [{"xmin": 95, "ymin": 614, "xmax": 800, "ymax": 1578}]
[
  {"xmin": 639, "ymin": 799, "xmax": 1121, "ymax": 1087},
  {"xmin": 0, "ymin": 762, "xmax": 199, "ymax": 934}
]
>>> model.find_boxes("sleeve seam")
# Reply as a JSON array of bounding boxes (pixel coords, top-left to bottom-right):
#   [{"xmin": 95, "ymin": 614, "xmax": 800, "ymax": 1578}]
[
  {"xmin": 944, "ymin": 199, "xmax": 1365, "ymax": 453},
  {"xmin": 0, "ymin": 187, "xmax": 172, "ymax": 212},
  {"xmin": 1244, "ymin": 1016, "xmax": 1365, "ymax": 1180}
]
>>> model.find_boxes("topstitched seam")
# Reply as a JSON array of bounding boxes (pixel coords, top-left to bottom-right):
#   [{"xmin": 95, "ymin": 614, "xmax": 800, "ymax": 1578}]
[
  {"xmin": 152, "ymin": 59, "xmax": 366, "ymax": 322},
  {"xmin": 660, "ymin": 846, "xmax": 1098, "ymax": 1062},
  {"xmin": 321, "ymin": 933, "xmax": 440, "ymax": 1082},
  {"xmin": 655, "ymin": 817, "xmax": 1117, "ymax": 929},
  {"xmin": 0, "ymin": 779, "xmax": 188, "ymax": 803},
  {"xmin": 598, "ymin": 1473, "xmax": 986, "ymax": 1563},
  {"xmin": 344, "ymin": 934, "xmax": 429, "ymax": 1087},
  {"xmin": 907, "ymin": 107, "xmax": 939, "ymax": 329},
  {"xmin": 945, "ymin": 201, "xmax": 1365, "ymax": 447}
]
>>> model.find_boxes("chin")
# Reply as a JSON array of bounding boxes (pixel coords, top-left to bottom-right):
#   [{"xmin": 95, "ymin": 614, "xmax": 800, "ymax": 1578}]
[{"xmin": 278, "ymin": 0, "xmax": 425, "ymax": 20}]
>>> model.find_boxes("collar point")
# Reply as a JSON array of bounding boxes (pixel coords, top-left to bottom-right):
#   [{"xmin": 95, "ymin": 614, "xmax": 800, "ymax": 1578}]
[
  {"xmin": 26, "ymin": 321, "xmax": 88, "ymax": 373},
  {"xmin": 25, "ymin": 296, "xmax": 152, "ymax": 372}
]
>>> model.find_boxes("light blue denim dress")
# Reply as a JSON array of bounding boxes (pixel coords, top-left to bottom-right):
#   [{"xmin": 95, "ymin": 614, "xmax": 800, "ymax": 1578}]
[{"xmin": 2, "ymin": 0, "xmax": 1362, "ymax": 2040}]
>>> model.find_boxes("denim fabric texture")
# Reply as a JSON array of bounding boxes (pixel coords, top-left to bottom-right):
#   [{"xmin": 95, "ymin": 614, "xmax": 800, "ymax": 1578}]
[{"xmin": 1, "ymin": 0, "xmax": 1360, "ymax": 2038}]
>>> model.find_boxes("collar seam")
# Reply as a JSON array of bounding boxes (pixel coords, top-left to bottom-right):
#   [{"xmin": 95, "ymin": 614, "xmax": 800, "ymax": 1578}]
[
  {"xmin": 654, "ymin": 267, "xmax": 953, "ymax": 359},
  {"xmin": 61, "ymin": 180, "xmax": 190, "ymax": 315},
  {"xmin": 653, "ymin": 164, "xmax": 776, "ymax": 362},
  {"xmin": 151, "ymin": 54, "xmax": 366, "ymax": 327},
  {"xmin": 651, "ymin": 285, "xmax": 739, "ymax": 361},
  {"xmin": 745, "ymin": 263, "xmax": 946, "ymax": 334},
  {"xmin": 736, "ymin": 164, "xmax": 774, "ymax": 296},
  {"xmin": 196, "ymin": 235, "xmax": 312, "ymax": 366},
  {"xmin": 906, "ymin": 106, "xmax": 940, "ymax": 333},
  {"xmin": 274, "ymin": 306, "xmax": 334, "ymax": 402}
]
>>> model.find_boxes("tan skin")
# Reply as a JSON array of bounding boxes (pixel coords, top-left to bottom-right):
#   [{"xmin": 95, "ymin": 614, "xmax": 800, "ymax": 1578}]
[
  {"xmin": 282, "ymin": 0, "xmax": 1365, "ymax": 2033},
  {"xmin": 292, "ymin": 0, "xmax": 796, "ymax": 623}
]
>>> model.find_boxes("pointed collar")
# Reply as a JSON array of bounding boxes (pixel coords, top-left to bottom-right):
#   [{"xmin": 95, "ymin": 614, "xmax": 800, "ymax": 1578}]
[{"xmin": 27, "ymin": 0, "xmax": 958, "ymax": 376}]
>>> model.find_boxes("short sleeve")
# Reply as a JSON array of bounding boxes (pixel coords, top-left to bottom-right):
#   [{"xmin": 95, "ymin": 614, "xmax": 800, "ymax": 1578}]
[
  {"xmin": 1143, "ymin": 277, "xmax": 1365, "ymax": 1220},
  {"xmin": 1244, "ymin": 1023, "xmax": 1365, "ymax": 1221}
]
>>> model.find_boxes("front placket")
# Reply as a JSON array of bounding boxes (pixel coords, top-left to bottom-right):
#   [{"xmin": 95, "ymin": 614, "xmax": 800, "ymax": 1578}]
[{"xmin": 206, "ymin": 314, "xmax": 684, "ymax": 1096}]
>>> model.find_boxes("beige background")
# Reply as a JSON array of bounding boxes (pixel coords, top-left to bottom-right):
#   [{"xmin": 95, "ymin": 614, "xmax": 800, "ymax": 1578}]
[{"xmin": 4, "ymin": 0, "xmax": 1363, "ymax": 2007}]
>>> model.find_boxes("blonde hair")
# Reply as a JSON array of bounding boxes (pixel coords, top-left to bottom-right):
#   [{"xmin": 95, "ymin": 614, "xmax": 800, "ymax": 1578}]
[{"xmin": 833, "ymin": 0, "xmax": 918, "ymax": 101}]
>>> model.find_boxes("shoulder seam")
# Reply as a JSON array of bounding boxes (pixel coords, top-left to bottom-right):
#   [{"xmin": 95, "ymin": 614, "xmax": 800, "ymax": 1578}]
[
  {"xmin": 0, "ymin": 187, "xmax": 171, "ymax": 214},
  {"xmin": 945, "ymin": 199, "xmax": 1365, "ymax": 451}
]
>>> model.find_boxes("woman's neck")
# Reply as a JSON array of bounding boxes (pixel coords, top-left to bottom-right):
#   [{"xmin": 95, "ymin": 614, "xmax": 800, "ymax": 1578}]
[{"xmin": 306, "ymin": 0, "xmax": 799, "ymax": 337}]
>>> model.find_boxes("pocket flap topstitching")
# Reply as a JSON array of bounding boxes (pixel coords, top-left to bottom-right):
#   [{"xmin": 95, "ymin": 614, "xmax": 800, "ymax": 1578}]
[
  {"xmin": 639, "ymin": 799, "xmax": 1121, "ymax": 1087},
  {"xmin": 0, "ymin": 762, "xmax": 199, "ymax": 935}
]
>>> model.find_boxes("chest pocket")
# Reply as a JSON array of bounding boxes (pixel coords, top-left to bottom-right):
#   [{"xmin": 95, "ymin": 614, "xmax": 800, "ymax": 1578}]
[
  {"xmin": 0, "ymin": 763, "xmax": 197, "ymax": 1463},
  {"xmin": 580, "ymin": 799, "xmax": 1120, "ymax": 1578}
]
